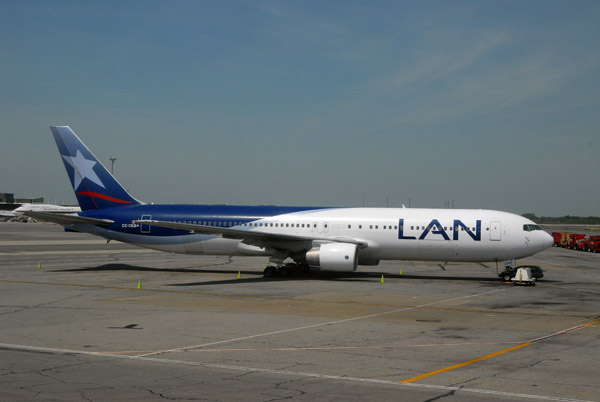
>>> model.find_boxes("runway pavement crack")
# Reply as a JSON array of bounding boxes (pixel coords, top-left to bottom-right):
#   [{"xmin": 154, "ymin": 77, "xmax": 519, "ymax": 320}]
[
  {"xmin": 521, "ymin": 357, "xmax": 559, "ymax": 370},
  {"xmin": 36, "ymin": 361, "xmax": 91, "ymax": 384},
  {"xmin": 448, "ymin": 376, "xmax": 482, "ymax": 388},
  {"xmin": 78, "ymin": 390, "xmax": 94, "ymax": 402},
  {"xmin": 420, "ymin": 387, "xmax": 460, "ymax": 402},
  {"xmin": 0, "ymin": 305, "xmax": 30, "ymax": 316},
  {"xmin": 262, "ymin": 377, "xmax": 307, "ymax": 402},
  {"xmin": 0, "ymin": 293, "xmax": 85, "ymax": 317},
  {"xmin": 140, "ymin": 386, "xmax": 214, "ymax": 401}
]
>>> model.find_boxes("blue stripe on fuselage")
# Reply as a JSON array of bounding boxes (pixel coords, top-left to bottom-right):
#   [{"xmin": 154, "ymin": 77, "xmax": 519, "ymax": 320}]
[{"xmin": 79, "ymin": 204, "xmax": 336, "ymax": 236}]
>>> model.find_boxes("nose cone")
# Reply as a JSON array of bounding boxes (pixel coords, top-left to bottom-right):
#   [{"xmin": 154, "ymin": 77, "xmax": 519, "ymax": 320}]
[{"xmin": 542, "ymin": 231, "xmax": 554, "ymax": 249}]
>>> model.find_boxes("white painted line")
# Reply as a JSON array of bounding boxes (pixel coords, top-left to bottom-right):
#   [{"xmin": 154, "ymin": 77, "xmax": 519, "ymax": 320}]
[
  {"xmin": 0, "ymin": 342, "xmax": 590, "ymax": 402},
  {"xmin": 96, "ymin": 341, "xmax": 526, "ymax": 356},
  {"xmin": 0, "ymin": 249, "xmax": 157, "ymax": 256},
  {"xmin": 0, "ymin": 240, "xmax": 118, "ymax": 246},
  {"xmin": 135, "ymin": 288, "xmax": 509, "ymax": 358}
]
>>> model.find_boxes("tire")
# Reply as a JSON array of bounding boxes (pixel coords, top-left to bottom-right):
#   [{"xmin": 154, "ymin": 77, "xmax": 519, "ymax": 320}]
[{"xmin": 264, "ymin": 266, "xmax": 277, "ymax": 278}]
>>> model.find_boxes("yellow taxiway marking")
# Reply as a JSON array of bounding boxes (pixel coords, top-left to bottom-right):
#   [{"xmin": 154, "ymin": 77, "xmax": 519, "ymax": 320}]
[
  {"xmin": 0, "ymin": 342, "xmax": 594, "ymax": 402},
  {"xmin": 400, "ymin": 319, "xmax": 600, "ymax": 384},
  {"xmin": 400, "ymin": 342, "xmax": 533, "ymax": 383}
]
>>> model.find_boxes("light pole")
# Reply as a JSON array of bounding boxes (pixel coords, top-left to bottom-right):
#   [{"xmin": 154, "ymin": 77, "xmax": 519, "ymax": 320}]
[{"xmin": 110, "ymin": 157, "xmax": 117, "ymax": 174}]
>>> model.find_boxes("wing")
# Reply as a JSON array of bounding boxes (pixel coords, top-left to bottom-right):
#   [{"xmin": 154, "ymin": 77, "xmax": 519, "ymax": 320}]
[
  {"xmin": 23, "ymin": 211, "xmax": 114, "ymax": 228},
  {"xmin": 134, "ymin": 219, "xmax": 368, "ymax": 251}
]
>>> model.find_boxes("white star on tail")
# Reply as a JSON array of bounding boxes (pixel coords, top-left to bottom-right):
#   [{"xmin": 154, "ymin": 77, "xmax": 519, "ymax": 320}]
[{"xmin": 62, "ymin": 150, "xmax": 105, "ymax": 189}]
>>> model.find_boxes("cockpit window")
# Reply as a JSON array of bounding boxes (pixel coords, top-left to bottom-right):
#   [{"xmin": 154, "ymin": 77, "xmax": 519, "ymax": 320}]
[{"xmin": 523, "ymin": 224, "xmax": 542, "ymax": 231}]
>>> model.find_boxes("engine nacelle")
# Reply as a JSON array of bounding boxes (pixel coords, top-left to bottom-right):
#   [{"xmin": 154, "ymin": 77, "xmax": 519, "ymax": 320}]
[{"xmin": 305, "ymin": 243, "xmax": 358, "ymax": 272}]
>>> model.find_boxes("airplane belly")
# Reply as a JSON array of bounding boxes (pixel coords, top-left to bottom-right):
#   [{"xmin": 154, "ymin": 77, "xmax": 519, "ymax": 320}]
[
  {"xmin": 201, "ymin": 237, "xmax": 249, "ymax": 256},
  {"xmin": 183, "ymin": 238, "xmax": 204, "ymax": 254}
]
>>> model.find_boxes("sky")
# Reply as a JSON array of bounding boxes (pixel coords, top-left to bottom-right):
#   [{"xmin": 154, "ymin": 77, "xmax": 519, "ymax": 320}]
[{"xmin": 1, "ymin": 0, "xmax": 599, "ymax": 216}]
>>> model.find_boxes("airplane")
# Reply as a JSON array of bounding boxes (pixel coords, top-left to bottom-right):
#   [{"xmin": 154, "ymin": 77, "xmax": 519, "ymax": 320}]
[
  {"xmin": 0, "ymin": 205, "xmax": 20, "ymax": 218},
  {"xmin": 25, "ymin": 126, "xmax": 554, "ymax": 278},
  {"xmin": 12, "ymin": 203, "xmax": 81, "ymax": 216},
  {"xmin": 0, "ymin": 203, "xmax": 80, "ymax": 218}
]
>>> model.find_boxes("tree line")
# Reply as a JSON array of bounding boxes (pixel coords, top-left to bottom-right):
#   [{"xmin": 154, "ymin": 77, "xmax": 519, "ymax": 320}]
[{"xmin": 522, "ymin": 214, "xmax": 600, "ymax": 225}]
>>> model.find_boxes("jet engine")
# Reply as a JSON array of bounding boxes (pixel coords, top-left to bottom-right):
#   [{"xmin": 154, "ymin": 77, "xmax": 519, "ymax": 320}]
[{"xmin": 305, "ymin": 243, "xmax": 358, "ymax": 272}]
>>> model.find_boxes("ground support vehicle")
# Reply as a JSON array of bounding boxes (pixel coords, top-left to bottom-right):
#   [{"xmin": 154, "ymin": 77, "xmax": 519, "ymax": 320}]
[
  {"xmin": 499, "ymin": 265, "xmax": 544, "ymax": 282},
  {"xmin": 552, "ymin": 232, "xmax": 562, "ymax": 247},
  {"xmin": 511, "ymin": 267, "xmax": 537, "ymax": 286},
  {"xmin": 587, "ymin": 236, "xmax": 600, "ymax": 252},
  {"xmin": 568, "ymin": 234, "xmax": 586, "ymax": 249}
]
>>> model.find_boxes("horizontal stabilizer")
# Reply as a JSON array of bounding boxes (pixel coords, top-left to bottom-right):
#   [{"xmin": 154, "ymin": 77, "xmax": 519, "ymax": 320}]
[{"xmin": 23, "ymin": 211, "xmax": 114, "ymax": 228}]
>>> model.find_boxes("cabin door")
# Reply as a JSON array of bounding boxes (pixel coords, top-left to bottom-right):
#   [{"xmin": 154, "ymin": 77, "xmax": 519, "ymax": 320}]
[{"xmin": 141, "ymin": 215, "xmax": 152, "ymax": 233}]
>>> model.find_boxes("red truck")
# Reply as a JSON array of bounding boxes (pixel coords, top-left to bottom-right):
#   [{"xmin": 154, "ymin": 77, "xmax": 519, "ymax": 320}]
[
  {"xmin": 568, "ymin": 234, "xmax": 586, "ymax": 249},
  {"xmin": 588, "ymin": 236, "xmax": 600, "ymax": 252},
  {"xmin": 569, "ymin": 234, "xmax": 585, "ymax": 249},
  {"xmin": 576, "ymin": 237, "xmax": 591, "ymax": 251},
  {"xmin": 552, "ymin": 232, "xmax": 562, "ymax": 247}
]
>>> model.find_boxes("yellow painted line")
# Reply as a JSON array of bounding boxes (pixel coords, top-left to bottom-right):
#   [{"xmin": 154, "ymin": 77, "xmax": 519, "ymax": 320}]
[
  {"xmin": 401, "ymin": 318, "xmax": 600, "ymax": 384},
  {"xmin": 400, "ymin": 342, "xmax": 533, "ymax": 383}
]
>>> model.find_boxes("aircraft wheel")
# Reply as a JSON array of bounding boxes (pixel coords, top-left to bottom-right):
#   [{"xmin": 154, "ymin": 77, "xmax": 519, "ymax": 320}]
[
  {"xmin": 279, "ymin": 266, "xmax": 292, "ymax": 277},
  {"xmin": 264, "ymin": 266, "xmax": 278, "ymax": 278},
  {"xmin": 285, "ymin": 264, "xmax": 298, "ymax": 276}
]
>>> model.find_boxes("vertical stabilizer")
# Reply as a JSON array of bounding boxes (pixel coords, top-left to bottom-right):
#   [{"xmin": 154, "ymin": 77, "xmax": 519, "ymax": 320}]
[{"xmin": 51, "ymin": 126, "xmax": 141, "ymax": 211}]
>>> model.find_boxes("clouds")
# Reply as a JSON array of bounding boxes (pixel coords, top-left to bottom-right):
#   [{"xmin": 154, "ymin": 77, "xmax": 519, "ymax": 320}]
[{"xmin": 1, "ymin": 1, "xmax": 598, "ymax": 215}]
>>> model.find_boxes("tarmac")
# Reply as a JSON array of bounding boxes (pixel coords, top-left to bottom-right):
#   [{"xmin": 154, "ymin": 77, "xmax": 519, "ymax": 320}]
[{"xmin": 1, "ymin": 222, "xmax": 599, "ymax": 402}]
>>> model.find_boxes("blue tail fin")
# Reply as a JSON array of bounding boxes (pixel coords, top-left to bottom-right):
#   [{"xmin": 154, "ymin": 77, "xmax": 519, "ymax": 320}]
[{"xmin": 51, "ymin": 126, "xmax": 141, "ymax": 211}]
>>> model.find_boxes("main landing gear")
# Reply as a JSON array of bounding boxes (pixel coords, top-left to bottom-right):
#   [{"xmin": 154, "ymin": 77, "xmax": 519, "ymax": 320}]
[{"xmin": 263, "ymin": 263, "xmax": 310, "ymax": 278}]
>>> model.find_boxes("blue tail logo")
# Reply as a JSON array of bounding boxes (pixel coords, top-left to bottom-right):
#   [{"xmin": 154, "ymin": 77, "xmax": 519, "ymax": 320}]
[{"xmin": 51, "ymin": 126, "xmax": 141, "ymax": 211}]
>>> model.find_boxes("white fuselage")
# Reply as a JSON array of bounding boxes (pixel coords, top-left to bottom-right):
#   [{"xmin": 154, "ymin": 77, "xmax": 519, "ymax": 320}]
[{"xmin": 76, "ymin": 207, "xmax": 553, "ymax": 265}]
